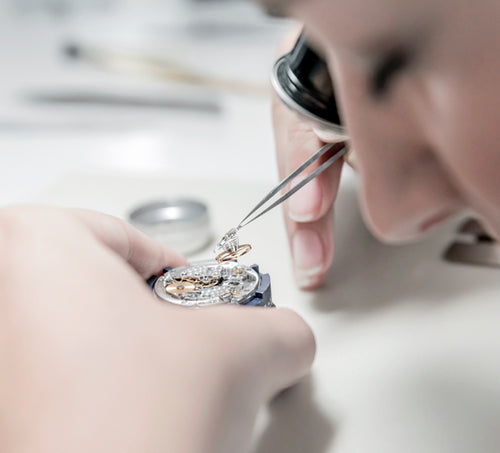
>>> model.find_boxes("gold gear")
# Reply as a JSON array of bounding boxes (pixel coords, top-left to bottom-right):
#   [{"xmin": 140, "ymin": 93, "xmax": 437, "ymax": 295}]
[
  {"xmin": 166, "ymin": 281, "xmax": 196, "ymax": 295},
  {"xmin": 216, "ymin": 244, "xmax": 252, "ymax": 263},
  {"xmin": 173, "ymin": 276, "xmax": 220, "ymax": 289}
]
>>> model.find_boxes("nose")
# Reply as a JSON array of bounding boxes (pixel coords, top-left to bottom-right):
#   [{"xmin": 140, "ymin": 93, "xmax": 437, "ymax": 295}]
[{"xmin": 331, "ymin": 59, "xmax": 463, "ymax": 243}]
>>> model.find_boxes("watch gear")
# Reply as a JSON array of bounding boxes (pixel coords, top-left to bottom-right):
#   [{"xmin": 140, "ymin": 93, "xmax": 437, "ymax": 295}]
[
  {"xmin": 151, "ymin": 260, "xmax": 273, "ymax": 308},
  {"xmin": 216, "ymin": 244, "xmax": 252, "ymax": 263}
]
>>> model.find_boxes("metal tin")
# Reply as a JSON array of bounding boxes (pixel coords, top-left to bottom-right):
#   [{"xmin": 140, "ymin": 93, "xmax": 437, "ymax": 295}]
[{"xmin": 128, "ymin": 199, "xmax": 212, "ymax": 256}]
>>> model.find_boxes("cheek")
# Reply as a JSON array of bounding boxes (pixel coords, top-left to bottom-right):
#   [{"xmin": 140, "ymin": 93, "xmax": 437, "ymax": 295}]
[
  {"xmin": 356, "ymin": 147, "xmax": 462, "ymax": 243},
  {"xmin": 330, "ymin": 60, "xmax": 463, "ymax": 243},
  {"xmin": 428, "ymin": 80, "xmax": 500, "ymax": 235}
]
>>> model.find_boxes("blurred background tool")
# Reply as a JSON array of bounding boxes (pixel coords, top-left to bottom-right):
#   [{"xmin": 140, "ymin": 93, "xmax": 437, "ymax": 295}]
[
  {"xmin": 63, "ymin": 42, "xmax": 269, "ymax": 96},
  {"xmin": 0, "ymin": 0, "xmax": 290, "ymax": 205},
  {"xmin": 444, "ymin": 218, "xmax": 500, "ymax": 268},
  {"xmin": 27, "ymin": 88, "xmax": 221, "ymax": 112}
]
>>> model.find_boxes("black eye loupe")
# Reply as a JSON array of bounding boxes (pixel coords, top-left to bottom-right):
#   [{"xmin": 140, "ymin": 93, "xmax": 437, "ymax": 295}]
[{"xmin": 271, "ymin": 33, "xmax": 347, "ymax": 140}]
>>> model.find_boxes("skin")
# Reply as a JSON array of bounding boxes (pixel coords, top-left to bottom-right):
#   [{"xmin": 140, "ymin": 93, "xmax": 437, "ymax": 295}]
[
  {"xmin": 266, "ymin": 0, "xmax": 500, "ymax": 288},
  {"xmin": 0, "ymin": 206, "xmax": 314, "ymax": 453}
]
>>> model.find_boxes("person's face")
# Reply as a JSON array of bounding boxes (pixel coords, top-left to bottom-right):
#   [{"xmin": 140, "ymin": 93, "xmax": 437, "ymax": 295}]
[{"xmin": 266, "ymin": 0, "xmax": 500, "ymax": 242}]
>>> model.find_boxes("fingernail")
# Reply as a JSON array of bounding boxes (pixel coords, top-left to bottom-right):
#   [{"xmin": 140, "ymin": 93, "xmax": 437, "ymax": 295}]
[
  {"xmin": 287, "ymin": 176, "xmax": 322, "ymax": 222},
  {"xmin": 292, "ymin": 230, "xmax": 324, "ymax": 286}
]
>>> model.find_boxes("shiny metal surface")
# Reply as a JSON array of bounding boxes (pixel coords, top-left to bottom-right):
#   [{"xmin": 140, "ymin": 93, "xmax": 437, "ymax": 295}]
[
  {"xmin": 238, "ymin": 142, "xmax": 347, "ymax": 229},
  {"xmin": 272, "ymin": 54, "xmax": 348, "ymax": 140},
  {"xmin": 128, "ymin": 199, "xmax": 212, "ymax": 256},
  {"xmin": 153, "ymin": 260, "xmax": 260, "ymax": 307}
]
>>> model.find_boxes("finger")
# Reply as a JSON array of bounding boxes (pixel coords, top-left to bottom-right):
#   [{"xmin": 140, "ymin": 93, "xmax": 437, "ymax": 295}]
[
  {"xmin": 205, "ymin": 305, "xmax": 316, "ymax": 395},
  {"xmin": 285, "ymin": 205, "xmax": 335, "ymax": 290},
  {"xmin": 315, "ymin": 127, "xmax": 358, "ymax": 170},
  {"xmin": 272, "ymin": 96, "xmax": 343, "ymax": 221},
  {"xmin": 67, "ymin": 209, "xmax": 188, "ymax": 278},
  {"xmin": 344, "ymin": 148, "xmax": 359, "ymax": 170},
  {"xmin": 272, "ymin": 100, "xmax": 342, "ymax": 286},
  {"xmin": 258, "ymin": 307, "xmax": 316, "ymax": 393},
  {"xmin": 286, "ymin": 137, "xmax": 344, "ymax": 223}
]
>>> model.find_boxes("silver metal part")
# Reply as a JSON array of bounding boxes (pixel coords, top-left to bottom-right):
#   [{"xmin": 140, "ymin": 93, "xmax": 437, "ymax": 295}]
[
  {"xmin": 213, "ymin": 143, "xmax": 347, "ymax": 256},
  {"xmin": 238, "ymin": 142, "xmax": 347, "ymax": 229},
  {"xmin": 128, "ymin": 199, "xmax": 212, "ymax": 256},
  {"xmin": 154, "ymin": 260, "xmax": 260, "ymax": 307},
  {"xmin": 214, "ymin": 227, "xmax": 240, "ymax": 255},
  {"xmin": 272, "ymin": 55, "xmax": 349, "ymax": 141}
]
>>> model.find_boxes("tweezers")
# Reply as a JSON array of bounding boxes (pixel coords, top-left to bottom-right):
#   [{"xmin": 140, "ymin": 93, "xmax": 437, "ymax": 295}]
[{"xmin": 237, "ymin": 142, "xmax": 347, "ymax": 229}]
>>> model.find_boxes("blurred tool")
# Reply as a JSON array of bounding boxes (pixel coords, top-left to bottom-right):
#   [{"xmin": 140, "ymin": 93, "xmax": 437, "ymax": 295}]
[
  {"xmin": 27, "ymin": 90, "xmax": 221, "ymax": 112},
  {"xmin": 63, "ymin": 43, "xmax": 269, "ymax": 96},
  {"xmin": 444, "ymin": 218, "xmax": 500, "ymax": 268},
  {"xmin": 128, "ymin": 199, "xmax": 213, "ymax": 256},
  {"xmin": 0, "ymin": 119, "xmax": 142, "ymax": 133}
]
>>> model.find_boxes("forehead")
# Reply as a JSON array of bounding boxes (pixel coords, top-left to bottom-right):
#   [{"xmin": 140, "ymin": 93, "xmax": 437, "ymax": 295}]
[{"xmin": 288, "ymin": 0, "xmax": 437, "ymax": 50}]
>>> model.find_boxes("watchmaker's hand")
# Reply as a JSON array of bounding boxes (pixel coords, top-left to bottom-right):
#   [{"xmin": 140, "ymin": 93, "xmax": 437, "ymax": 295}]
[
  {"xmin": 0, "ymin": 205, "xmax": 314, "ymax": 453},
  {"xmin": 66, "ymin": 207, "xmax": 188, "ymax": 277},
  {"xmin": 272, "ymin": 30, "xmax": 344, "ymax": 289}
]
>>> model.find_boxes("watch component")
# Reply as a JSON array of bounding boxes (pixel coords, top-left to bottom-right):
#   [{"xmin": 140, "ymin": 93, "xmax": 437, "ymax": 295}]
[
  {"xmin": 151, "ymin": 260, "xmax": 273, "ymax": 307},
  {"xmin": 216, "ymin": 244, "xmax": 252, "ymax": 263},
  {"xmin": 165, "ymin": 281, "xmax": 196, "ymax": 295},
  {"xmin": 214, "ymin": 227, "xmax": 252, "ymax": 263},
  {"xmin": 213, "ymin": 143, "xmax": 346, "ymax": 261},
  {"xmin": 214, "ymin": 227, "xmax": 240, "ymax": 254}
]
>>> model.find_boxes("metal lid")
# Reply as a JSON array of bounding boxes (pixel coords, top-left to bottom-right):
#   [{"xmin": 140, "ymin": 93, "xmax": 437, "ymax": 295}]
[{"xmin": 128, "ymin": 199, "xmax": 212, "ymax": 256}]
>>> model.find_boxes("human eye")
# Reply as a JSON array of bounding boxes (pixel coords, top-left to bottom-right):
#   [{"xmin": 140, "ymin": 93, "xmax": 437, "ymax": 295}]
[{"xmin": 370, "ymin": 48, "xmax": 411, "ymax": 98}]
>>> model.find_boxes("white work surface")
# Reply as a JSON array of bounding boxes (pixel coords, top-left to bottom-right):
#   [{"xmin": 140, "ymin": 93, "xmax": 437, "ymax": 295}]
[
  {"xmin": 36, "ymin": 172, "xmax": 500, "ymax": 453},
  {"xmin": 2, "ymin": 8, "xmax": 500, "ymax": 452}
]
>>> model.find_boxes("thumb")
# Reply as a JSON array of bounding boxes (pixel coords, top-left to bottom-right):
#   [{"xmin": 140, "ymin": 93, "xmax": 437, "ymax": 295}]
[
  {"xmin": 262, "ymin": 307, "xmax": 316, "ymax": 393},
  {"xmin": 207, "ymin": 306, "xmax": 316, "ymax": 396}
]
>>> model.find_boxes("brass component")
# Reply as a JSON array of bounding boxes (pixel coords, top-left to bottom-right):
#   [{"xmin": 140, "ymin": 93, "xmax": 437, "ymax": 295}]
[
  {"xmin": 216, "ymin": 244, "xmax": 252, "ymax": 263},
  {"xmin": 170, "ymin": 275, "xmax": 221, "ymax": 291},
  {"xmin": 230, "ymin": 289, "xmax": 241, "ymax": 296},
  {"xmin": 198, "ymin": 278, "xmax": 220, "ymax": 288},
  {"xmin": 173, "ymin": 276, "xmax": 199, "ymax": 284},
  {"xmin": 177, "ymin": 276, "xmax": 220, "ymax": 288},
  {"xmin": 166, "ymin": 281, "xmax": 196, "ymax": 295},
  {"xmin": 232, "ymin": 267, "xmax": 244, "ymax": 275}
]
